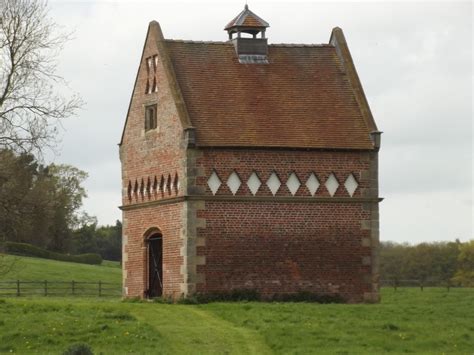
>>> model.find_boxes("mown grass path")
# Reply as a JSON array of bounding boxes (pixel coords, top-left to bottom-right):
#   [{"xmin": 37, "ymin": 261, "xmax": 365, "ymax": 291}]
[{"xmin": 128, "ymin": 304, "xmax": 272, "ymax": 354}]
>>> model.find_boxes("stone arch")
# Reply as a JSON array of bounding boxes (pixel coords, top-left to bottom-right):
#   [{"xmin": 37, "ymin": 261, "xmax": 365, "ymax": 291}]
[{"xmin": 143, "ymin": 227, "xmax": 162, "ymax": 240}]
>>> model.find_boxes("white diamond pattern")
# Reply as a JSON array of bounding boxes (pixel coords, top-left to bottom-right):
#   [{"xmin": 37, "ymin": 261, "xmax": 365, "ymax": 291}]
[
  {"xmin": 305, "ymin": 173, "xmax": 320, "ymax": 196},
  {"xmin": 226, "ymin": 171, "xmax": 242, "ymax": 195},
  {"xmin": 344, "ymin": 174, "xmax": 358, "ymax": 197},
  {"xmin": 325, "ymin": 173, "xmax": 339, "ymax": 197},
  {"xmin": 286, "ymin": 172, "xmax": 301, "ymax": 196},
  {"xmin": 207, "ymin": 171, "xmax": 222, "ymax": 195},
  {"xmin": 266, "ymin": 172, "xmax": 281, "ymax": 196},
  {"xmin": 247, "ymin": 172, "xmax": 261, "ymax": 196}
]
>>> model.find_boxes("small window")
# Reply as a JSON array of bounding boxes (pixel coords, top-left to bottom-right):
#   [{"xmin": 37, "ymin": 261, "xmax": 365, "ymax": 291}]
[{"xmin": 145, "ymin": 104, "xmax": 157, "ymax": 131}]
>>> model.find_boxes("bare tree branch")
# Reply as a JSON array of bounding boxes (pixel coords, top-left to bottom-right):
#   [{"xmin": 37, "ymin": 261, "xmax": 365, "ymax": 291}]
[{"xmin": 0, "ymin": 0, "xmax": 83, "ymax": 157}]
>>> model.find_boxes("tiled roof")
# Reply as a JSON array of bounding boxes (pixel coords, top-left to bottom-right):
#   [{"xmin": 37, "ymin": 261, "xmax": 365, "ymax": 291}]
[
  {"xmin": 225, "ymin": 5, "xmax": 269, "ymax": 30},
  {"xmin": 165, "ymin": 40, "xmax": 374, "ymax": 150}
]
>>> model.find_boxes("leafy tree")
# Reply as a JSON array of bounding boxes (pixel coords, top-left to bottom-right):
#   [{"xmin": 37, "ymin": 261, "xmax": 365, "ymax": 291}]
[
  {"xmin": 96, "ymin": 220, "xmax": 122, "ymax": 261},
  {"xmin": 0, "ymin": 0, "xmax": 82, "ymax": 154},
  {"xmin": 72, "ymin": 218, "xmax": 98, "ymax": 255},
  {"xmin": 452, "ymin": 240, "xmax": 474, "ymax": 286},
  {"xmin": 72, "ymin": 220, "xmax": 122, "ymax": 261},
  {"xmin": 0, "ymin": 150, "xmax": 88, "ymax": 252},
  {"xmin": 47, "ymin": 164, "xmax": 88, "ymax": 251},
  {"xmin": 0, "ymin": 149, "xmax": 44, "ymax": 243},
  {"xmin": 380, "ymin": 241, "xmax": 461, "ymax": 285},
  {"xmin": 379, "ymin": 241, "xmax": 406, "ymax": 284}
]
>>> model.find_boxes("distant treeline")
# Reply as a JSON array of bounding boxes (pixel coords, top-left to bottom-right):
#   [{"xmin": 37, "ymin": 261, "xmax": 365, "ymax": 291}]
[
  {"xmin": 72, "ymin": 221, "xmax": 122, "ymax": 262},
  {"xmin": 0, "ymin": 149, "xmax": 121, "ymax": 261},
  {"xmin": 380, "ymin": 240, "xmax": 474, "ymax": 287}
]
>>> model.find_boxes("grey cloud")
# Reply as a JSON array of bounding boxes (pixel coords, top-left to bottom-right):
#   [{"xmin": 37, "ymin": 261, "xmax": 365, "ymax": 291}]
[{"xmin": 46, "ymin": 1, "xmax": 472, "ymax": 241}]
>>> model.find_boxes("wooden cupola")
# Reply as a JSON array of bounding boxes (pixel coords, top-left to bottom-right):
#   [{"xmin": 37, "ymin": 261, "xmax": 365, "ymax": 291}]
[{"xmin": 224, "ymin": 5, "xmax": 270, "ymax": 63}]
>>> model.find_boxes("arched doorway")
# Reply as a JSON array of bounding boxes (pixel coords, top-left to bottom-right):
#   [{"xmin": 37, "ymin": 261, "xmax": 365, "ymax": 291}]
[{"xmin": 146, "ymin": 233, "xmax": 163, "ymax": 298}]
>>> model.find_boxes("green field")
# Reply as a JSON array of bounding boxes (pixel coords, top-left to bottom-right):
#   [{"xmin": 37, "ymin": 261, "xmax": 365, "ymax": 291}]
[
  {"xmin": 0, "ymin": 255, "xmax": 121, "ymax": 283},
  {"xmin": 0, "ymin": 288, "xmax": 473, "ymax": 354},
  {"xmin": 0, "ymin": 256, "xmax": 473, "ymax": 354}
]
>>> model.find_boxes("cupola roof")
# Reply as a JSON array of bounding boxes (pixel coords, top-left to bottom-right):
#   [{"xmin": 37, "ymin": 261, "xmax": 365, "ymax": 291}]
[{"xmin": 224, "ymin": 5, "xmax": 269, "ymax": 35}]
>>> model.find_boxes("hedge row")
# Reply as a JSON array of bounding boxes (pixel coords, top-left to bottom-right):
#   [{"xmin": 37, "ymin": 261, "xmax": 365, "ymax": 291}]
[{"xmin": 1, "ymin": 242, "xmax": 102, "ymax": 265}]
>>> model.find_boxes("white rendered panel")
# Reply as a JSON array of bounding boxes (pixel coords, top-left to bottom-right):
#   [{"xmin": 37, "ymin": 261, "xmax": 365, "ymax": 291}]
[
  {"xmin": 325, "ymin": 173, "xmax": 339, "ymax": 197},
  {"xmin": 305, "ymin": 173, "xmax": 320, "ymax": 196},
  {"xmin": 247, "ymin": 172, "xmax": 262, "ymax": 196},
  {"xmin": 207, "ymin": 171, "xmax": 222, "ymax": 195},
  {"xmin": 226, "ymin": 171, "xmax": 242, "ymax": 195},
  {"xmin": 266, "ymin": 172, "xmax": 281, "ymax": 196},
  {"xmin": 286, "ymin": 172, "xmax": 301, "ymax": 196},
  {"xmin": 344, "ymin": 174, "xmax": 358, "ymax": 197}
]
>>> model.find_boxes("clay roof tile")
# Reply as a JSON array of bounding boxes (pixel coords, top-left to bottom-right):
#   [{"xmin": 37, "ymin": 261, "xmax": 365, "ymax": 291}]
[{"xmin": 165, "ymin": 40, "xmax": 374, "ymax": 150}]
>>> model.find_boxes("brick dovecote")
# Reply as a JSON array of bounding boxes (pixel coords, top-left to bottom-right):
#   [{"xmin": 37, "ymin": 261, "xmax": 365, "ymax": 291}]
[{"xmin": 119, "ymin": 15, "xmax": 382, "ymax": 302}]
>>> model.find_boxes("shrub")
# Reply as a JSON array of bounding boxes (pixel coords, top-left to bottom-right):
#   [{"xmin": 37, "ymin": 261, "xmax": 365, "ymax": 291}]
[
  {"xmin": 62, "ymin": 343, "xmax": 93, "ymax": 355},
  {"xmin": 2, "ymin": 242, "xmax": 102, "ymax": 265}
]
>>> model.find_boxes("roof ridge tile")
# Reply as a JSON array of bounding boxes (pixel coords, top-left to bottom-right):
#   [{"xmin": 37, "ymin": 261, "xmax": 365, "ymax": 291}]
[
  {"xmin": 165, "ymin": 39, "xmax": 229, "ymax": 45},
  {"xmin": 165, "ymin": 39, "xmax": 334, "ymax": 48}
]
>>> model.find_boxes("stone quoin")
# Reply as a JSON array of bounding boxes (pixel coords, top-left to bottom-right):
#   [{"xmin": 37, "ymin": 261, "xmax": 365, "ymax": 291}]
[{"xmin": 119, "ymin": 5, "xmax": 382, "ymax": 303}]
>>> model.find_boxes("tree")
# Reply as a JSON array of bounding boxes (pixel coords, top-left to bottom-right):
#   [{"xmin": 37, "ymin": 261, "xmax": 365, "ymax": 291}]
[
  {"xmin": 71, "ymin": 220, "xmax": 122, "ymax": 261},
  {"xmin": 46, "ymin": 164, "xmax": 88, "ymax": 251},
  {"xmin": 0, "ymin": 149, "xmax": 43, "ymax": 244},
  {"xmin": 0, "ymin": 151, "xmax": 88, "ymax": 251},
  {"xmin": 379, "ymin": 241, "xmax": 461, "ymax": 285},
  {"xmin": 96, "ymin": 220, "xmax": 122, "ymax": 261},
  {"xmin": 0, "ymin": 0, "xmax": 82, "ymax": 155},
  {"xmin": 452, "ymin": 240, "xmax": 474, "ymax": 287}
]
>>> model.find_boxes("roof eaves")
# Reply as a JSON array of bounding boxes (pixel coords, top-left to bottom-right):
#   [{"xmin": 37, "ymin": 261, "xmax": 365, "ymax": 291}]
[{"xmin": 194, "ymin": 144, "xmax": 376, "ymax": 151}]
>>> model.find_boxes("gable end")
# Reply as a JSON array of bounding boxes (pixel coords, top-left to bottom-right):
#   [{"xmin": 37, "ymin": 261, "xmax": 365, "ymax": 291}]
[
  {"xmin": 119, "ymin": 21, "xmax": 194, "ymax": 146},
  {"xmin": 330, "ymin": 27, "xmax": 379, "ymax": 138}
]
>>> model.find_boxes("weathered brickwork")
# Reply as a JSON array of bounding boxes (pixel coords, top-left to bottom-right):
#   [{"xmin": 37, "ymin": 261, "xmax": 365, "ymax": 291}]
[
  {"xmin": 119, "ymin": 16, "xmax": 381, "ymax": 303},
  {"xmin": 196, "ymin": 149, "xmax": 372, "ymax": 198},
  {"xmin": 196, "ymin": 201, "xmax": 371, "ymax": 302},
  {"xmin": 120, "ymin": 23, "xmax": 188, "ymax": 299},
  {"xmin": 122, "ymin": 203, "xmax": 184, "ymax": 298},
  {"xmin": 191, "ymin": 149, "xmax": 379, "ymax": 302}
]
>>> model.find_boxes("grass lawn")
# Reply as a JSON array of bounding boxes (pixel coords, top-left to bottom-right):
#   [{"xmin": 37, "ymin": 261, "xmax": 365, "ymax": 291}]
[
  {"xmin": 0, "ymin": 255, "xmax": 121, "ymax": 283},
  {"xmin": 0, "ymin": 288, "xmax": 473, "ymax": 354}
]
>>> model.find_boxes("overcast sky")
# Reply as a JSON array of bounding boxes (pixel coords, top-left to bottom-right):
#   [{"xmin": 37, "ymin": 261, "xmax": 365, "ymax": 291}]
[{"xmin": 48, "ymin": 0, "xmax": 472, "ymax": 244}]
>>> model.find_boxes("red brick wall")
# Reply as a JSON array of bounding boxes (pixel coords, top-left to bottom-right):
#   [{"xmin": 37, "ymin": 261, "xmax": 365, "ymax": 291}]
[
  {"xmin": 196, "ymin": 149, "xmax": 371, "ymax": 198},
  {"xmin": 122, "ymin": 203, "xmax": 184, "ymax": 298},
  {"xmin": 120, "ymin": 24, "xmax": 379, "ymax": 302},
  {"xmin": 120, "ymin": 25, "xmax": 186, "ymax": 206},
  {"xmin": 193, "ymin": 149, "xmax": 377, "ymax": 302},
  {"xmin": 120, "ymin": 26, "xmax": 187, "ymax": 298}
]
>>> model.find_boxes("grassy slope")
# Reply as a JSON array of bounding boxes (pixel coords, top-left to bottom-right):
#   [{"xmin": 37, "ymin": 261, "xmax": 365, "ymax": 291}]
[
  {"xmin": 0, "ymin": 255, "xmax": 121, "ymax": 283},
  {"xmin": 0, "ymin": 288, "xmax": 473, "ymax": 354}
]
